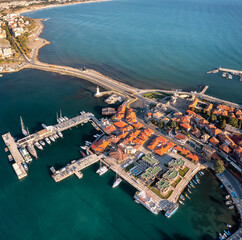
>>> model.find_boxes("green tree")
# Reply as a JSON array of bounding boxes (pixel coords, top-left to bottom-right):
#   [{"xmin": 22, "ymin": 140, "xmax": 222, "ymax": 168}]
[
  {"xmin": 158, "ymin": 120, "xmax": 164, "ymax": 129},
  {"xmin": 170, "ymin": 121, "xmax": 177, "ymax": 129},
  {"xmin": 210, "ymin": 114, "xmax": 217, "ymax": 122},
  {"xmin": 213, "ymin": 160, "xmax": 225, "ymax": 173},
  {"xmin": 219, "ymin": 119, "xmax": 226, "ymax": 129},
  {"xmin": 190, "ymin": 107, "xmax": 195, "ymax": 112}
]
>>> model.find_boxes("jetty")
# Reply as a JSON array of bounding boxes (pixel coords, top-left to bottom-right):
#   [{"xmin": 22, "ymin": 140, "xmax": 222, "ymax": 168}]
[
  {"xmin": 207, "ymin": 67, "xmax": 242, "ymax": 82},
  {"xmin": 51, "ymin": 154, "xmax": 104, "ymax": 182},
  {"xmin": 17, "ymin": 112, "xmax": 93, "ymax": 149}
]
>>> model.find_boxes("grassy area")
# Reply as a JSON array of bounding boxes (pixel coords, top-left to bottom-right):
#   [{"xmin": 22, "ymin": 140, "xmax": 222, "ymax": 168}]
[
  {"xmin": 179, "ymin": 167, "xmax": 189, "ymax": 177},
  {"xmin": 125, "ymin": 163, "xmax": 134, "ymax": 172},
  {"xmin": 143, "ymin": 92, "xmax": 165, "ymax": 100},
  {"xmin": 151, "ymin": 187, "xmax": 173, "ymax": 199},
  {"xmin": 171, "ymin": 177, "xmax": 181, "ymax": 188}
]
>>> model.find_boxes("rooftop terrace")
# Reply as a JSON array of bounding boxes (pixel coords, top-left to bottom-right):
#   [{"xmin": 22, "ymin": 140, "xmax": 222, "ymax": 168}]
[
  {"xmin": 141, "ymin": 166, "xmax": 161, "ymax": 181},
  {"xmin": 142, "ymin": 154, "xmax": 159, "ymax": 166},
  {"xmin": 163, "ymin": 169, "xmax": 178, "ymax": 181}
]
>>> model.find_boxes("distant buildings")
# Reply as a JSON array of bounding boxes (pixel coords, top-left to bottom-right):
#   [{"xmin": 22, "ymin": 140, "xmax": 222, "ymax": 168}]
[{"xmin": 0, "ymin": 39, "xmax": 12, "ymax": 58}]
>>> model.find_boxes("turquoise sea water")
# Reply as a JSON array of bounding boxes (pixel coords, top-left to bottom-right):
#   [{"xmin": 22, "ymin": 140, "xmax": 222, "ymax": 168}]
[
  {"xmin": 25, "ymin": 0, "xmax": 242, "ymax": 103},
  {"xmin": 0, "ymin": 70, "xmax": 239, "ymax": 240},
  {"xmin": 0, "ymin": 0, "xmax": 241, "ymax": 239}
]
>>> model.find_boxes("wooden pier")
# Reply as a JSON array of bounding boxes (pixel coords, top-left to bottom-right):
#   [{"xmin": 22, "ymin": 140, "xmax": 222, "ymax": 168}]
[
  {"xmin": 2, "ymin": 133, "xmax": 27, "ymax": 179},
  {"xmin": 17, "ymin": 112, "xmax": 93, "ymax": 149},
  {"xmin": 51, "ymin": 154, "xmax": 104, "ymax": 182}
]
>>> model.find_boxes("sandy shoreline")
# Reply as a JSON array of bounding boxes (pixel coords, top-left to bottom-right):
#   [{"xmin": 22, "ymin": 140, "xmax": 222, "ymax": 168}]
[{"xmin": 14, "ymin": 0, "xmax": 110, "ymax": 15}]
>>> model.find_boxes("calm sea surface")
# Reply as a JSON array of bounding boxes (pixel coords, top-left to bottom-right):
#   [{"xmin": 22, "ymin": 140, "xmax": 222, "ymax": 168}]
[{"xmin": 0, "ymin": 0, "xmax": 241, "ymax": 239}]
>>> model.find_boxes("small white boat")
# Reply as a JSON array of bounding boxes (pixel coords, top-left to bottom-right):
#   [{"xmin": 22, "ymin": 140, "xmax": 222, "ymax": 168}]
[
  {"xmin": 228, "ymin": 74, "xmax": 233, "ymax": 80},
  {"xmin": 49, "ymin": 136, "xmax": 55, "ymax": 142},
  {"xmin": 39, "ymin": 140, "xmax": 45, "ymax": 146},
  {"xmin": 179, "ymin": 200, "xmax": 184, "ymax": 205},
  {"xmin": 45, "ymin": 137, "xmax": 51, "ymax": 145},
  {"xmin": 112, "ymin": 177, "xmax": 122, "ymax": 188},
  {"xmin": 222, "ymin": 72, "xmax": 227, "ymax": 78},
  {"xmin": 58, "ymin": 132, "xmax": 63, "ymax": 138},
  {"xmin": 54, "ymin": 133, "xmax": 59, "ymax": 139},
  {"xmin": 97, "ymin": 166, "xmax": 108, "ymax": 176},
  {"xmin": 22, "ymin": 163, "xmax": 28, "ymax": 171},
  {"xmin": 34, "ymin": 142, "xmax": 43, "ymax": 150},
  {"xmin": 225, "ymin": 195, "xmax": 230, "ymax": 200},
  {"xmin": 80, "ymin": 146, "xmax": 87, "ymax": 150},
  {"xmin": 64, "ymin": 116, "xmax": 68, "ymax": 121}
]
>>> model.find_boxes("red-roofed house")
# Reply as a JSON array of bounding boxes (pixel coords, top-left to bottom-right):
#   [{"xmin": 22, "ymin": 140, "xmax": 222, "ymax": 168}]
[
  {"xmin": 209, "ymin": 137, "xmax": 220, "ymax": 147},
  {"xmin": 174, "ymin": 133, "xmax": 188, "ymax": 145},
  {"xmin": 180, "ymin": 123, "xmax": 191, "ymax": 132},
  {"xmin": 104, "ymin": 125, "xmax": 117, "ymax": 134},
  {"xmin": 114, "ymin": 121, "xmax": 127, "ymax": 128},
  {"xmin": 219, "ymin": 144, "xmax": 231, "ymax": 155}
]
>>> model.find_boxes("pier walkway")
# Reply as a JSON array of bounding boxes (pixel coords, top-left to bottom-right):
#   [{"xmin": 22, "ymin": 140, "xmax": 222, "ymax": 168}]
[
  {"xmin": 100, "ymin": 156, "xmax": 172, "ymax": 210},
  {"xmin": 51, "ymin": 154, "xmax": 103, "ymax": 182},
  {"xmin": 17, "ymin": 112, "xmax": 93, "ymax": 148},
  {"xmin": 2, "ymin": 133, "xmax": 27, "ymax": 180}
]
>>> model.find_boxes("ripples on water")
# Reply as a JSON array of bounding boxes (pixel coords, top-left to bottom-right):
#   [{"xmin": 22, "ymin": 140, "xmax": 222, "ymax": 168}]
[{"xmin": 25, "ymin": 0, "xmax": 242, "ymax": 103}]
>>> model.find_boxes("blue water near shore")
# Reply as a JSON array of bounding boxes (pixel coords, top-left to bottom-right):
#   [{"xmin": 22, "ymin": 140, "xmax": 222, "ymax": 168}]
[
  {"xmin": 25, "ymin": 0, "xmax": 242, "ymax": 103},
  {"xmin": 0, "ymin": 0, "xmax": 241, "ymax": 239}
]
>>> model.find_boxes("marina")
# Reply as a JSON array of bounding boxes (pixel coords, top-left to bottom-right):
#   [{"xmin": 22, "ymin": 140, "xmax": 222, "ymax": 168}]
[{"xmin": 1, "ymin": 111, "xmax": 105, "ymax": 179}]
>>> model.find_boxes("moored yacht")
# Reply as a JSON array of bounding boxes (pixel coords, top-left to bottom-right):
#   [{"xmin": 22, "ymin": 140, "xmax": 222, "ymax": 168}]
[
  {"xmin": 57, "ymin": 131, "xmax": 63, "ymax": 138},
  {"xmin": 112, "ymin": 177, "xmax": 122, "ymax": 188},
  {"xmin": 134, "ymin": 191, "xmax": 160, "ymax": 215},
  {"xmin": 222, "ymin": 72, "xmax": 227, "ymax": 78},
  {"xmin": 49, "ymin": 136, "xmax": 55, "ymax": 142},
  {"xmin": 34, "ymin": 142, "xmax": 43, "ymax": 150},
  {"xmin": 97, "ymin": 166, "xmax": 108, "ymax": 176},
  {"xmin": 19, "ymin": 147, "xmax": 33, "ymax": 163},
  {"xmin": 54, "ymin": 133, "xmax": 59, "ymax": 139},
  {"xmin": 39, "ymin": 140, "xmax": 45, "ymax": 146},
  {"xmin": 45, "ymin": 137, "xmax": 51, "ymax": 144}
]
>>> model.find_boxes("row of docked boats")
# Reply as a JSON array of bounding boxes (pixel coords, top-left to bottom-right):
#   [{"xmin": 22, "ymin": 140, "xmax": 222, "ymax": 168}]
[
  {"xmin": 225, "ymin": 194, "xmax": 235, "ymax": 209},
  {"xmin": 219, "ymin": 229, "xmax": 231, "ymax": 240},
  {"xmin": 222, "ymin": 72, "xmax": 233, "ymax": 80},
  {"xmin": 179, "ymin": 171, "xmax": 204, "ymax": 205},
  {"xmin": 34, "ymin": 132, "xmax": 63, "ymax": 150}
]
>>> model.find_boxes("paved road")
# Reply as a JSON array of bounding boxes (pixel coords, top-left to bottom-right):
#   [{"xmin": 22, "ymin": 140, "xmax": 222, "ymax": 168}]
[{"xmin": 223, "ymin": 170, "xmax": 242, "ymax": 199}]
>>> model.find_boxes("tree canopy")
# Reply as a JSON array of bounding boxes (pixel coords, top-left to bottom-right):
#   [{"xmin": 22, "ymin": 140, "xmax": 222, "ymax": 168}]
[{"xmin": 213, "ymin": 160, "xmax": 225, "ymax": 173}]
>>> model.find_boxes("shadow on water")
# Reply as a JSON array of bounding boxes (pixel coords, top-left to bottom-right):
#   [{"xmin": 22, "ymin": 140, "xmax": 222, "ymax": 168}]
[
  {"xmin": 118, "ymin": 180, "xmax": 136, "ymax": 201},
  {"xmin": 209, "ymin": 195, "xmax": 223, "ymax": 205}
]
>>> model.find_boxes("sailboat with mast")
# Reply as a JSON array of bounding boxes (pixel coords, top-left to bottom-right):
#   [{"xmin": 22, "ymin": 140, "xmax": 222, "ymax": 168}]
[{"xmin": 20, "ymin": 117, "xmax": 29, "ymax": 136}]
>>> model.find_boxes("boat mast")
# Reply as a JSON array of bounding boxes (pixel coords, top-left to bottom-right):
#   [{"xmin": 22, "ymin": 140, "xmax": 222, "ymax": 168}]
[
  {"xmin": 60, "ymin": 109, "xmax": 62, "ymax": 118},
  {"xmin": 20, "ymin": 116, "xmax": 28, "ymax": 136},
  {"xmin": 56, "ymin": 112, "xmax": 59, "ymax": 121}
]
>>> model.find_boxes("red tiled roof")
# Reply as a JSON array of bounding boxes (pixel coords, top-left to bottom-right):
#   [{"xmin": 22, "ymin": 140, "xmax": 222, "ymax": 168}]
[
  {"xmin": 114, "ymin": 121, "xmax": 128, "ymax": 128},
  {"xmin": 104, "ymin": 125, "xmax": 117, "ymax": 134},
  {"xmin": 219, "ymin": 144, "xmax": 231, "ymax": 154},
  {"xmin": 180, "ymin": 123, "xmax": 191, "ymax": 130},
  {"xmin": 209, "ymin": 137, "xmax": 220, "ymax": 146}
]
